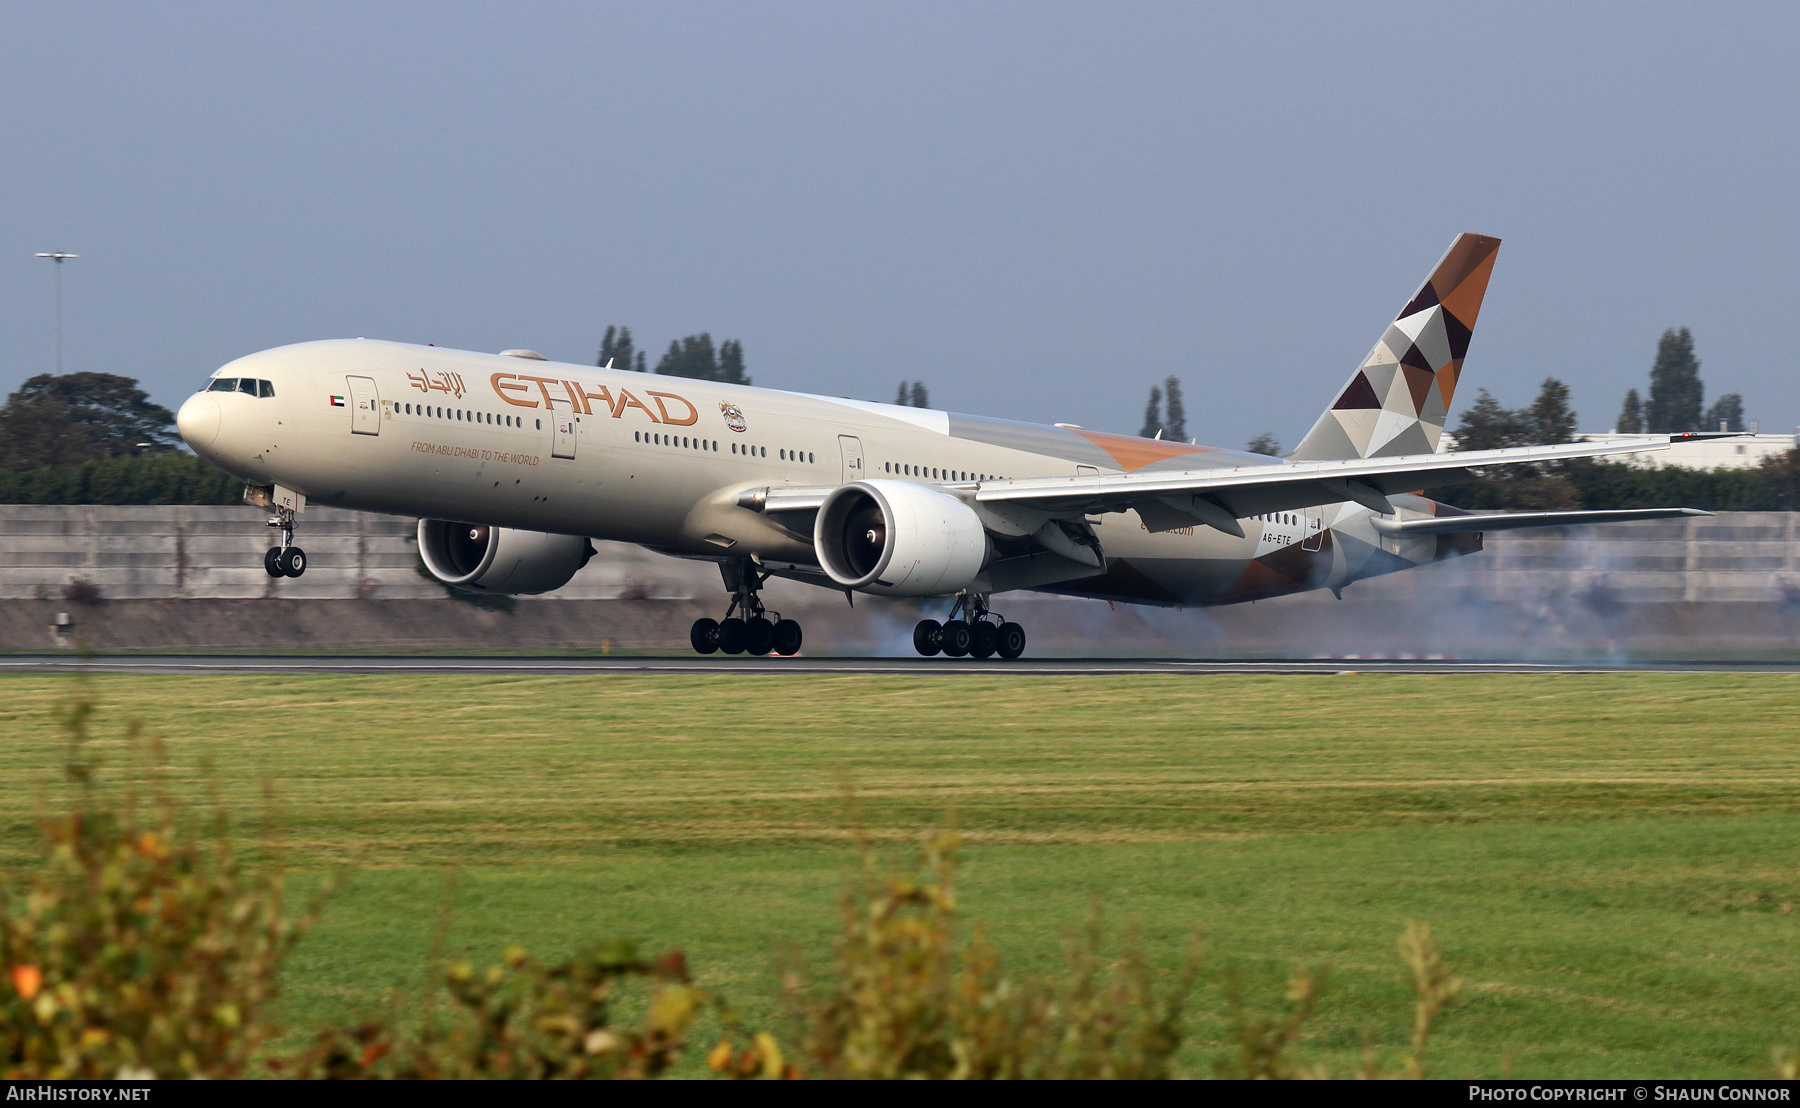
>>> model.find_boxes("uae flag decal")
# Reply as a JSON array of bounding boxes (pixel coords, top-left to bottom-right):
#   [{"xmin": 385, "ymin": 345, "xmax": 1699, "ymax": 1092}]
[{"xmin": 329, "ymin": 395, "xmax": 346, "ymax": 407}]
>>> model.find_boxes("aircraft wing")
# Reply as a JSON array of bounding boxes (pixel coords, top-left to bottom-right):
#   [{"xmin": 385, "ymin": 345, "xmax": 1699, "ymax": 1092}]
[
  {"xmin": 738, "ymin": 434, "xmax": 1708, "ymax": 540},
  {"xmin": 1372, "ymin": 507, "xmax": 1708, "ymax": 535},
  {"xmin": 971, "ymin": 435, "xmax": 1698, "ymax": 533}
]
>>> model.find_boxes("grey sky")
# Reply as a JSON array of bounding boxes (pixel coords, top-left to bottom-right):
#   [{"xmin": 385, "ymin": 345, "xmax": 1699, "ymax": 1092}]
[{"xmin": 3, "ymin": 2, "xmax": 1796, "ymax": 450}]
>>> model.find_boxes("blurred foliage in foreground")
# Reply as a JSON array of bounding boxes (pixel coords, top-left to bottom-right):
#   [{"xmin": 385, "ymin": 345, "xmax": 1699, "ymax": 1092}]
[
  {"xmin": 0, "ymin": 693, "xmax": 331, "ymax": 1078},
  {"xmin": 5, "ymin": 685, "xmax": 1791, "ymax": 1079}
]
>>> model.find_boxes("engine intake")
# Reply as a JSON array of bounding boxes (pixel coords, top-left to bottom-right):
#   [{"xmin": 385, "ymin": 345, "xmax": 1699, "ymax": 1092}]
[
  {"xmin": 417, "ymin": 520, "xmax": 593, "ymax": 594},
  {"xmin": 814, "ymin": 480, "xmax": 988, "ymax": 596}
]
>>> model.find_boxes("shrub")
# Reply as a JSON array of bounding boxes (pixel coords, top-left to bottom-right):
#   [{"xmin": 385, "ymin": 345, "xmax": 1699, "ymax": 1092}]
[
  {"xmin": 0, "ymin": 689, "xmax": 331, "ymax": 1079},
  {"xmin": 285, "ymin": 941, "xmax": 711, "ymax": 1079},
  {"xmin": 59, "ymin": 577, "xmax": 102, "ymax": 606},
  {"xmin": 780, "ymin": 833, "xmax": 1195, "ymax": 1079},
  {"xmin": 0, "ymin": 452, "xmax": 240, "ymax": 506}
]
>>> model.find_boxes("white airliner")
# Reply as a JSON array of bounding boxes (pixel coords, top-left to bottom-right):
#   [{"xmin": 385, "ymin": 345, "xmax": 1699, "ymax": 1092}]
[{"xmin": 177, "ymin": 234, "xmax": 1703, "ymax": 659}]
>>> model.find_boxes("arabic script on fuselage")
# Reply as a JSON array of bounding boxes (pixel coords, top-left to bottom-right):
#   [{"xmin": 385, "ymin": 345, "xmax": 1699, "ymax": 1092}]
[{"xmin": 407, "ymin": 370, "xmax": 468, "ymax": 399}]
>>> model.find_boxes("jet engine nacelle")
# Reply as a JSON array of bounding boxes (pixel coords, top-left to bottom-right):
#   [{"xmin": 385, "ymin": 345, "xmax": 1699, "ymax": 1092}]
[
  {"xmin": 417, "ymin": 520, "xmax": 593, "ymax": 594},
  {"xmin": 814, "ymin": 480, "xmax": 989, "ymax": 597}
]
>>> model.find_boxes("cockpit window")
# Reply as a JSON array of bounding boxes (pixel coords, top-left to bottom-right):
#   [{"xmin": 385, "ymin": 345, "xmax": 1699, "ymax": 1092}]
[
  {"xmin": 238, "ymin": 378, "xmax": 258, "ymax": 396},
  {"xmin": 258, "ymin": 380, "xmax": 276, "ymax": 398},
  {"xmin": 207, "ymin": 378, "xmax": 238, "ymax": 392}
]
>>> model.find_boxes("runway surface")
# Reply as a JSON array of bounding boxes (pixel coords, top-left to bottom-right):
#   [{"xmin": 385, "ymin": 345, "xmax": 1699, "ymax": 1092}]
[{"xmin": 0, "ymin": 654, "xmax": 1794, "ymax": 676}]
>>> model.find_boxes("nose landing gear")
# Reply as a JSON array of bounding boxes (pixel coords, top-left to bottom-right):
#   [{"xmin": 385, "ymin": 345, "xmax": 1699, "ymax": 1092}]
[
  {"xmin": 913, "ymin": 592, "xmax": 1026, "ymax": 660},
  {"xmin": 690, "ymin": 558, "xmax": 802, "ymax": 657},
  {"xmin": 263, "ymin": 507, "xmax": 307, "ymax": 578}
]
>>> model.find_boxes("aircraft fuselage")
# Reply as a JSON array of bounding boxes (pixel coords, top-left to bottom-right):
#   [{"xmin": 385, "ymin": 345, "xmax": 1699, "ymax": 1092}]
[{"xmin": 177, "ymin": 338, "xmax": 1470, "ymax": 608}]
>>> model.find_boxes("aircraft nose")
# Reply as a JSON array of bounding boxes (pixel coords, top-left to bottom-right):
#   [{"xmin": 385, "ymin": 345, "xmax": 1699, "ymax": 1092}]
[{"xmin": 177, "ymin": 393, "xmax": 221, "ymax": 450}]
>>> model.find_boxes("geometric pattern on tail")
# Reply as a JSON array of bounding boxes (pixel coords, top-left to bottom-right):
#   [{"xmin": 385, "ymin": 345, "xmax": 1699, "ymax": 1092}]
[{"xmin": 1290, "ymin": 233, "xmax": 1501, "ymax": 461}]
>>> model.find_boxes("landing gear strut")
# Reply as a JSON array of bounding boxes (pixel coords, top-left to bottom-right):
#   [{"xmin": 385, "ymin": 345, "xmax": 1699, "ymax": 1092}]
[
  {"xmin": 263, "ymin": 507, "xmax": 307, "ymax": 578},
  {"xmin": 913, "ymin": 592, "xmax": 1026, "ymax": 660},
  {"xmin": 691, "ymin": 557, "xmax": 802, "ymax": 657}
]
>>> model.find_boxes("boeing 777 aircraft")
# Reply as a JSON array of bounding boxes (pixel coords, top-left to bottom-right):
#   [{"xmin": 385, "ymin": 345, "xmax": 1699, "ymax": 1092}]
[{"xmin": 177, "ymin": 234, "xmax": 1704, "ymax": 659}]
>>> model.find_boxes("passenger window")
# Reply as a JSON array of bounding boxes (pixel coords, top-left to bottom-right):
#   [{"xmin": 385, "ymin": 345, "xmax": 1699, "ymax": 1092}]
[{"xmin": 208, "ymin": 378, "xmax": 236, "ymax": 392}]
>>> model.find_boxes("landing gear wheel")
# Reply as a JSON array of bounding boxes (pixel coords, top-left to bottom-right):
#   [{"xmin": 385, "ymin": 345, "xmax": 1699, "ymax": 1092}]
[
  {"xmin": 717, "ymin": 617, "xmax": 748, "ymax": 655},
  {"xmin": 690, "ymin": 617, "xmax": 720, "ymax": 655},
  {"xmin": 772, "ymin": 619, "xmax": 803, "ymax": 657},
  {"xmin": 745, "ymin": 617, "xmax": 774, "ymax": 656},
  {"xmin": 968, "ymin": 621, "xmax": 998, "ymax": 659},
  {"xmin": 277, "ymin": 547, "xmax": 307, "ymax": 577},
  {"xmin": 996, "ymin": 622, "xmax": 1027, "ymax": 660},
  {"xmin": 940, "ymin": 619, "xmax": 972, "ymax": 658},
  {"xmin": 913, "ymin": 619, "xmax": 943, "ymax": 657},
  {"xmin": 264, "ymin": 547, "xmax": 284, "ymax": 578}
]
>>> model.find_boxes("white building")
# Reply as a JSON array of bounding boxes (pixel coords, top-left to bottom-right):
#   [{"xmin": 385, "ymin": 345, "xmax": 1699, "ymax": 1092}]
[
  {"xmin": 1439, "ymin": 430, "xmax": 1795, "ymax": 470},
  {"xmin": 1573, "ymin": 431, "xmax": 1795, "ymax": 471}
]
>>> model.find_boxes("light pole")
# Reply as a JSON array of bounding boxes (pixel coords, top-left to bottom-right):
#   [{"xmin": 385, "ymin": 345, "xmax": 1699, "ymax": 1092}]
[{"xmin": 35, "ymin": 252, "xmax": 78, "ymax": 376}]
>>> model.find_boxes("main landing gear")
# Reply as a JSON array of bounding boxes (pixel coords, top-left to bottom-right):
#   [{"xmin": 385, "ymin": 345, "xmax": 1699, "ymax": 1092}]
[
  {"xmin": 690, "ymin": 558, "xmax": 802, "ymax": 657},
  {"xmin": 263, "ymin": 507, "xmax": 307, "ymax": 578},
  {"xmin": 913, "ymin": 592, "xmax": 1026, "ymax": 660}
]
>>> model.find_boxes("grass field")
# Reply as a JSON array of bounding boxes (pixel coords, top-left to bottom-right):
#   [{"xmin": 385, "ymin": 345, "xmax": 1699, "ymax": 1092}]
[{"xmin": 1, "ymin": 672, "xmax": 1796, "ymax": 1077}]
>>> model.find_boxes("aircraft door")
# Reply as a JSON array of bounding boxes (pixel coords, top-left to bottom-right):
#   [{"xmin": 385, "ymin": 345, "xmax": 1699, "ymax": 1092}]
[
  {"xmin": 347, "ymin": 376, "xmax": 380, "ymax": 436},
  {"xmin": 1301, "ymin": 506, "xmax": 1325, "ymax": 551},
  {"xmin": 552, "ymin": 411, "xmax": 577, "ymax": 459},
  {"xmin": 838, "ymin": 435, "xmax": 864, "ymax": 483}
]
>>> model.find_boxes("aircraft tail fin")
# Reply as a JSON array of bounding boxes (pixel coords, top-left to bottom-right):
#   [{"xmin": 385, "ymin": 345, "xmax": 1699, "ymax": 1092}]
[{"xmin": 1289, "ymin": 233, "xmax": 1501, "ymax": 461}]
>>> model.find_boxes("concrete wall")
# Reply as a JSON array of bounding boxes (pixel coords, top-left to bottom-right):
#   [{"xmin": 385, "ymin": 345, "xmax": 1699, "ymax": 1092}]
[
  {"xmin": 2, "ymin": 506, "xmax": 1796, "ymax": 657},
  {"xmin": 3, "ymin": 505, "xmax": 1797, "ymax": 605},
  {"xmin": 0, "ymin": 505, "xmax": 720, "ymax": 601},
  {"xmin": 1419, "ymin": 512, "xmax": 1800, "ymax": 604}
]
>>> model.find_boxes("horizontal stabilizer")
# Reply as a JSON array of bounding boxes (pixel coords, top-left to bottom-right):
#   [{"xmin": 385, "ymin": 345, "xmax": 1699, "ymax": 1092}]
[{"xmin": 1371, "ymin": 507, "xmax": 1708, "ymax": 536}]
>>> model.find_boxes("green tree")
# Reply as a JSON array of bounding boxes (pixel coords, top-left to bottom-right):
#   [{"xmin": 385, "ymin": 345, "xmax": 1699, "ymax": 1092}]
[
  {"xmin": 656, "ymin": 334, "xmax": 715, "ymax": 380},
  {"xmin": 1645, "ymin": 327, "xmax": 1704, "ymax": 432},
  {"xmin": 1139, "ymin": 386, "xmax": 1163, "ymax": 438},
  {"xmin": 597, "ymin": 326, "xmax": 647, "ymax": 372},
  {"xmin": 895, "ymin": 381, "xmax": 909, "ymax": 405},
  {"xmin": 1163, "ymin": 377, "xmax": 1187, "ymax": 442},
  {"xmin": 0, "ymin": 453, "xmax": 239, "ymax": 505},
  {"xmin": 717, "ymin": 339, "xmax": 749, "ymax": 385},
  {"xmin": 0, "ymin": 373, "xmax": 180, "ymax": 470},
  {"xmin": 653, "ymin": 334, "xmax": 749, "ymax": 384},
  {"xmin": 1446, "ymin": 379, "xmax": 1584, "ymax": 508},
  {"xmin": 909, "ymin": 382, "xmax": 928, "ymax": 409},
  {"xmin": 1450, "ymin": 389, "xmax": 1528, "ymax": 451},
  {"xmin": 1616, "ymin": 388, "xmax": 1644, "ymax": 434},
  {"xmin": 1759, "ymin": 447, "xmax": 1800, "ymax": 508},
  {"xmin": 1526, "ymin": 377, "xmax": 1578, "ymax": 444},
  {"xmin": 1702, "ymin": 392, "xmax": 1744, "ymax": 432},
  {"xmin": 1245, "ymin": 433, "xmax": 1281, "ymax": 456}
]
